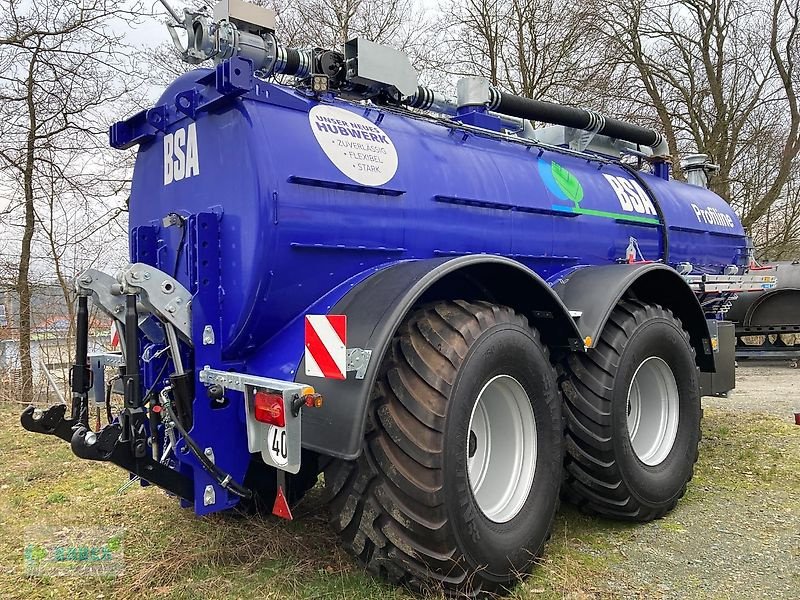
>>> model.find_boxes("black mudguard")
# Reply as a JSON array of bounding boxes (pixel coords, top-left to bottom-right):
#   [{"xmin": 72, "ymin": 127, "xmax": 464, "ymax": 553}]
[
  {"xmin": 550, "ymin": 263, "xmax": 714, "ymax": 372},
  {"xmin": 299, "ymin": 255, "xmax": 582, "ymax": 460}
]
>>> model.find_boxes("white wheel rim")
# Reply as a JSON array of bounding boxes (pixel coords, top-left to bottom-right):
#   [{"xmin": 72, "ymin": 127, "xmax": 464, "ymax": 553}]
[
  {"xmin": 626, "ymin": 357, "xmax": 680, "ymax": 466},
  {"xmin": 467, "ymin": 375, "xmax": 537, "ymax": 523}
]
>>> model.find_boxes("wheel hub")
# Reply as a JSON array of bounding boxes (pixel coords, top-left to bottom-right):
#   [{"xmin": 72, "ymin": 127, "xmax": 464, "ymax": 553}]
[
  {"xmin": 626, "ymin": 356, "xmax": 680, "ymax": 466},
  {"xmin": 467, "ymin": 375, "xmax": 537, "ymax": 523}
]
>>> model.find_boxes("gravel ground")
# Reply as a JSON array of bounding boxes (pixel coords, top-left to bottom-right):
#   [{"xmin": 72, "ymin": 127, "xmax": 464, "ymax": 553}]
[
  {"xmin": 602, "ymin": 362, "xmax": 800, "ymax": 599},
  {"xmin": 709, "ymin": 360, "xmax": 799, "ymax": 419}
]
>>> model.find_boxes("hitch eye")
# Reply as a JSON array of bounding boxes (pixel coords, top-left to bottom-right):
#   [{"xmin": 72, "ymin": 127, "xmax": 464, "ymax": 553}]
[{"xmin": 253, "ymin": 391, "xmax": 285, "ymax": 427}]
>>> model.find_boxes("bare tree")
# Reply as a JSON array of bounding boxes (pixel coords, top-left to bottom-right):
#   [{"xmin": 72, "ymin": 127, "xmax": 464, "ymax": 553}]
[
  {"xmin": 597, "ymin": 0, "xmax": 800, "ymax": 235},
  {"xmin": 751, "ymin": 171, "xmax": 800, "ymax": 260},
  {"xmin": 0, "ymin": 0, "xmax": 142, "ymax": 399},
  {"xmin": 438, "ymin": 0, "xmax": 607, "ymax": 104}
]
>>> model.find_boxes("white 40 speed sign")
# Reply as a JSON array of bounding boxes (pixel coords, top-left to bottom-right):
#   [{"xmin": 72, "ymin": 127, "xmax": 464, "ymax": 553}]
[{"xmin": 267, "ymin": 425, "xmax": 289, "ymax": 468}]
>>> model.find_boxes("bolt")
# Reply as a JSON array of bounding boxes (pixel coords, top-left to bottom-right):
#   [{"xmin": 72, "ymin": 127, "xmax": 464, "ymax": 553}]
[
  {"xmin": 175, "ymin": 297, "xmax": 182, "ymax": 305},
  {"xmin": 80, "ymin": 276, "xmax": 92, "ymax": 286},
  {"xmin": 114, "ymin": 305, "xmax": 123, "ymax": 314},
  {"xmin": 167, "ymin": 305, "xmax": 176, "ymax": 314},
  {"xmin": 131, "ymin": 271, "xmax": 140, "ymax": 281},
  {"xmin": 143, "ymin": 271, "xmax": 151, "ymax": 280}
]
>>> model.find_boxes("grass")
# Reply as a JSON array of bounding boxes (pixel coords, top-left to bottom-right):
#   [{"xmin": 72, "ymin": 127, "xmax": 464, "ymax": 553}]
[{"xmin": 0, "ymin": 404, "xmax": 797, "ymax": 600}]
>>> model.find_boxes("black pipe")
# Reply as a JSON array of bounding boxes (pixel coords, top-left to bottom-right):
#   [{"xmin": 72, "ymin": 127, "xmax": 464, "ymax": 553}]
[
  {"xmin": 493, "ymin": 90, "xmax": 665, "ymax": 150},
  {"xmin": 275, "ymin": 47, "xmax": 311, "ymax": 78},
  {"xmin": 70, "ymin": 295, "xmax": 91, "ymax": 426}
]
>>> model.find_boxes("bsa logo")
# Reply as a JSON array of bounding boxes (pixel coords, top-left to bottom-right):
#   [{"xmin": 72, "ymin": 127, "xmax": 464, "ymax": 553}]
[
  {"xmin": 539, "ymin": 159, "xmax": 660, "ymax": 225},
  {"xmin": 602, "ymin": 174, "xmax": 657, "ymax": 216},
  {"xmin": 163, "ymin": 123, "xmax": 200, "ymax": 186}
]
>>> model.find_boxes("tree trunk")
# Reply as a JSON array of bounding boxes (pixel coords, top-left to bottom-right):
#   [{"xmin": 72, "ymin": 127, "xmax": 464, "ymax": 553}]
[{"xmin": 17, "ymin": 55, "xmax": 38, "ymax": 401}]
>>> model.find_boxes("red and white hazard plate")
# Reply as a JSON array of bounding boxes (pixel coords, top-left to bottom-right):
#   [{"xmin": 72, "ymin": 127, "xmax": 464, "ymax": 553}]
[{"xmin": 304, "ymin": 315, "xmax": 347, "ymax": 380}]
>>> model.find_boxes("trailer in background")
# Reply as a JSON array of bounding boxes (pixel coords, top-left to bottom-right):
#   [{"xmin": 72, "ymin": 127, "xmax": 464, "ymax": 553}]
[{"xmin": 728, "ymin": 261, "xmax": 800, "ymax": 367}]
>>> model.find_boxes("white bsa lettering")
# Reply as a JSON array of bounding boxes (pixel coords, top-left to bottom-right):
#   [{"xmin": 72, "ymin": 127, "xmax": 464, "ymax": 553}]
[
  {"xmin": 173, "ymin": 128, "xmax": 186, "ymax": 181},
  {"xmin": 604, "ymin": 174, "xmax": 632, "ymax": 211},
  {"xmin": 185, "ymin": 123, "xmax": 199, "ymax": 178},
  {"xmin": 163, "ymin": 122, "xmax": 200, "ymax": 186},
  {"xmin": 603, "ymin": 174, "xmax": 657, "ymax": 216},
  {"xmin": 163, "ymin": 133, "xmax": 174, "ymax": 185}
]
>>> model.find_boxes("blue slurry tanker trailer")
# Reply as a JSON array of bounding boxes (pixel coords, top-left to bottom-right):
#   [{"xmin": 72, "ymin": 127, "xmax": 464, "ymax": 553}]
[{"xmin": 21, "ymin": 0, "xmax": 778, "ymax": 595}]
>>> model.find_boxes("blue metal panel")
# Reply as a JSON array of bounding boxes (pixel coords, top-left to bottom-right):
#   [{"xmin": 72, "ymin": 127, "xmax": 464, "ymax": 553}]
[
  {"xmin": 179, "ymin": 211, "xmax": 251, "ymax": 515},
  {"xmin": 643, "ymin": 174, "xmax": 747, "ymax": 272}
]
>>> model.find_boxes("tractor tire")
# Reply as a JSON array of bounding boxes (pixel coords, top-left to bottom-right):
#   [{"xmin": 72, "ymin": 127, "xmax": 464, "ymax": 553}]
[
  {"xmin": 560, "ymin": 299, "xmax": 701, "ymax": 521},
  {"xmin": 325, "ymin": 300, "xmax": 562, "ymax": 596}
]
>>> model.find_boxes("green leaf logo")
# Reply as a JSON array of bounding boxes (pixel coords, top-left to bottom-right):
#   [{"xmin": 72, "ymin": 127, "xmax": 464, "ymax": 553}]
[
  {"xmin": 25, "ymin": 544, "xmax": 47, "ymax": 562},
  {"xmin": 551, "ymin": 161, "xmax": 584, "ymax": 207}
]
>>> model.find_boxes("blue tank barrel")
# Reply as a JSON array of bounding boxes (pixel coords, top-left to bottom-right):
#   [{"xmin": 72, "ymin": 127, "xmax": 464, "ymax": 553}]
[
  {"xmin": 122, "ymin": 65, "xmax": 748, "ymax": 360},
  {"xmin": 20, "ymin": 12, "xmax": 754, "ymax": 587}
]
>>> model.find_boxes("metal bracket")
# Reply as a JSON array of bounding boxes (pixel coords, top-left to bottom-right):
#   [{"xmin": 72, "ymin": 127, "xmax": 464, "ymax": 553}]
[
  {"xmin": 199, "ymin": 368, "xmax": 308, "ymax": 394},
  {"xmin": 202, "ymin": 325, "xmax": 215, "ymax": 346},
  {"xmin": 199, "ymin": 367, "xmax": 309, "ymax": 474},
  {"xmin": 685, "ymin": 273, "xmax": 777, "ymax": 294},
  {"xmin": 89, "ymin": 352, "xmax": 126, "ymax": 407},
  {"xmin": 203, "ymin": 484, "xmax": 216, "ymax": 506},
  {"xmin": 567, "ymin": 127, "xmax": 599, "ymax": 152},
  {"xmin": 76, "ymin": 270, "xmax": 126, "ymax": 324},
  {"xmin": 119, "ymin": 263, "xmax": 192, "ymax": 341},
  {"xmin": 346, "ymin": 348, "xmax": 372, "ymax": 379}
]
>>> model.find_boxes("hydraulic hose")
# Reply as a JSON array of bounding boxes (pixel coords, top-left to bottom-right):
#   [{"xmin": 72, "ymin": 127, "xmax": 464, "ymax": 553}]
[{"xmin": 161, "ymin": 387, "xmax": 252, "ymax": 499}]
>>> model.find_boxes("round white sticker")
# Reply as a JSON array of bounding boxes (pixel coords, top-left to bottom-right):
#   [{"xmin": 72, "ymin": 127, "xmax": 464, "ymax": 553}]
[
  {"xmin": 267, "ymin": 425, "xmax": 288, "ymax": 467},
  {"xmin": 309, "ymin": 104, "xmax": 398, "ymax": 187}
]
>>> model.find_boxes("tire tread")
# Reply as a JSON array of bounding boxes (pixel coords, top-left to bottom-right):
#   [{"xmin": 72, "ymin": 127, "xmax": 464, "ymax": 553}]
[
  {"xmin": 560, "ymin": 300, "xmax": 701, "ymax": 521},
  {"xmin": 325, "ymin": 300, "xmax": 557, "ymax": 595}
]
